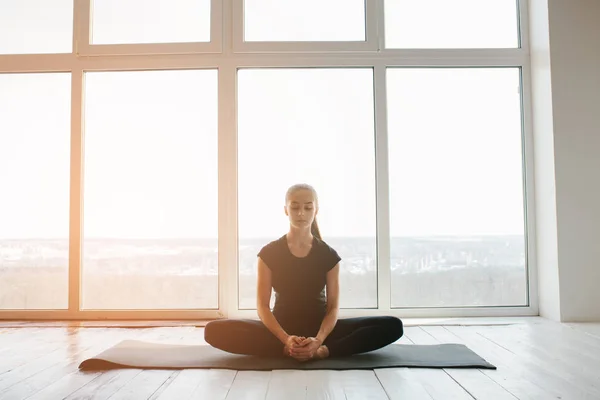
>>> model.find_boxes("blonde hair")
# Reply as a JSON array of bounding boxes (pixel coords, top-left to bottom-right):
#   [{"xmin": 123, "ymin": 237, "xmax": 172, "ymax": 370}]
[{"xmin": 285, "ymin": 183, "xmax": 322, "ymax": 240}]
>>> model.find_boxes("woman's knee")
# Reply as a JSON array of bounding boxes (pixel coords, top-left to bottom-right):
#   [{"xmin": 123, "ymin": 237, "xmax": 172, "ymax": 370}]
[
  {"xmin": 382, "ymin": 316, "xmax": 403, "ymax": 340},
  {"xmin": 204, "ymin": 320, "xmax": 228, "ymax": 346}
]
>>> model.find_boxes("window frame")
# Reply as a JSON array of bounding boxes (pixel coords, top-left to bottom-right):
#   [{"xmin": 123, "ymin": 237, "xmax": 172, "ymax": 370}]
[
  {"xmin": 76, "ymin": 0, "xmax": 223, "ymax": 56},
  {"xmin": 0, "ymin": 0, "xmax": 537, "ymax": 321},
  {"xmin": 380, "ymin": 0, "xmax": 524, "ymax": 50},
  {"xmin": 235, "ymin": 66, "xmax": 380, "ymax": 311},
  {"xmin": 232, "ymin": 0, "xmax": 379, "ymax": 53},
  {"xmin": 384, "ymin": 65, "xmax": 531, "ymax": 310},
  {"xmin": 0, "ymin": 0, "xmax": 75, "ymax": 56}
]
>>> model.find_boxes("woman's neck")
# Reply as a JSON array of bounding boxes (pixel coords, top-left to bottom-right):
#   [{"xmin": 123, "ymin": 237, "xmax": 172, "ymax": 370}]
[{"xmin": 286, "ymin": 227, "xmax": 313, "ymax": 244}]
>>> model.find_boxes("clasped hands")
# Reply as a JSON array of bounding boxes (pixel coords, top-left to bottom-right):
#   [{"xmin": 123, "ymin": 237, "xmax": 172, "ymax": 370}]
[{"xmin": 284, "ymin": 335, "xmax": 323, "ymax": 361}]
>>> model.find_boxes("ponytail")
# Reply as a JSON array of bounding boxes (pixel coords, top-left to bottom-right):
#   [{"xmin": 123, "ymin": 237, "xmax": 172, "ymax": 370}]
[{"xmin": 311, "ymin": 218, "xmax": 322, "ymax": 240}]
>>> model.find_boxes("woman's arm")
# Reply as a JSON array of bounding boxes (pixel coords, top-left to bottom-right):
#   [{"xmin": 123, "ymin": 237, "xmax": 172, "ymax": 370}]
[
  {"xmin": 316, "ymin": 263, "xmax": 340, "ymax": 344},
  {"xmin": 256, "ymin": 257, "xmax": 290, "ymax": 344}
]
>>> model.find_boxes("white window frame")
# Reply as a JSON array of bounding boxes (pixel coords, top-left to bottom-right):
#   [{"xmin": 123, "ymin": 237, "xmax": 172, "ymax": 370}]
[
  {"xmin": 0, "ymin": 0, "xmax": 537, "ymax": 321},
  {"xmin": 232, "ymin": 0, "xmax": 379, "ymax": 53},
  {"xmin": 76, "ymin": 0, "xmax": 223, "ymax": 56}
]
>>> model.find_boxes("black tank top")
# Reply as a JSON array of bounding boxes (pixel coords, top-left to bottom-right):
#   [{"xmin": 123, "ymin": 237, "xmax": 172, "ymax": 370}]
[{"xmin": 257, "ymin": 235, "xmax": 341, "ymax": 325}]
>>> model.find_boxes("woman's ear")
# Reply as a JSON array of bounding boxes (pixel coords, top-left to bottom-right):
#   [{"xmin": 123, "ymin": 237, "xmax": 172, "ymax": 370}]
[{"xmin": 283, "ymin": 205, "xmax": 289, "ymax": 216}]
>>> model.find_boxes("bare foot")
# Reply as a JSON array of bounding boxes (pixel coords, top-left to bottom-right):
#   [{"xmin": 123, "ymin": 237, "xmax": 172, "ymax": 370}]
[
  {"xmin": 314, "ymin": 345, "xmax": 330, "ymax": 359},
  {"xmin": 289, "ymin": 348, "xmax": 325, "ymax": 362}
]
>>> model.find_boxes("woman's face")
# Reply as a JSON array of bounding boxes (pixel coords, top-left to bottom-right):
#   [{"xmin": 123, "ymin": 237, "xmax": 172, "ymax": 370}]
[{"xmin": 285, "ymin": 189, "xmax": 318, "ymax": 230}]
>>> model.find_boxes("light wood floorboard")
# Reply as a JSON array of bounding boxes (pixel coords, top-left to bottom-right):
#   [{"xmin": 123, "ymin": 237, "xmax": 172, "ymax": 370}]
[{"xmin": 0, "ymin": 318, "xmax": 599, "ymax": 399}]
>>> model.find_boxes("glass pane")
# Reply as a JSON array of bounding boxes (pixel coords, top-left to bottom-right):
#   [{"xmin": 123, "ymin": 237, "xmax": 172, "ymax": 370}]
[
  {"xmin": 238, "ymin": 68, "xmax": 377, "ymax": 310},
  {"xmin": 83, "ymin": 70, "xmax": 218, "ymax": 310},
  {"xmin": 0, "ymin": 73, "xmax": 71, "ymax": 309},
  {"xmin": 387, "ymin": 68, "xmax": 527, "ymax": 308},
  {"xmin": 385, "ymin": 0, "xmax": 519, "ymax": 48},
  {"xmin": 244, "ymin": 0, "xmax": 365, "ymax": 42},
  {"xmin": 91, "ymin": 0, "xmax": 211, "ymax": 44},
  {"xmin": 0, "ymin": 0, "xmax": 73, "ymax": 54}
]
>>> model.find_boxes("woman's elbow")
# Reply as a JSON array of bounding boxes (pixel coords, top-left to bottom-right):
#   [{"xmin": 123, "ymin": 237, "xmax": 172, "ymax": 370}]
[
  {"xmin": 326, "ymin": 301, "xmax": 339, "ymax": 314},
  {"xmin": 256, "ymin": 303, "xmax": 270, "ymax": 317}
]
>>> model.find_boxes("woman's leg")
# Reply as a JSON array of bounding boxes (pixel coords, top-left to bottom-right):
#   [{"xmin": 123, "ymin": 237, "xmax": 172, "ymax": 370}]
[
  {"xmin": 204, "ymin": 319, "xmax": 284, "ymax": 357},
  {"xmin": 323, "ymin": 316, "xmax": 403, "ymax": 357}
]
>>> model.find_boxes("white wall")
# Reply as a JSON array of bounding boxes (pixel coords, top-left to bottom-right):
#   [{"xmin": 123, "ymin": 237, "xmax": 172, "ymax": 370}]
[
  {"xmin": 529, "ymin": 0, "xmax": 561, "ymax": 321},
  {"xmin": 530, "ymin": 0, "xmax": 600, "ymax": 321}
]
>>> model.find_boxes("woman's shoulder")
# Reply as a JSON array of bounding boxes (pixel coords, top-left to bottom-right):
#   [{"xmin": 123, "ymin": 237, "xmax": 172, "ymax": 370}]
[
  {"xmin": 257, "ymin": 235, "xmax": 286, "ymax": 257},
  {"xmin": 314, "ymin": 237, "xmax": 342, "ymax": 262},
  {"xmin": 314, "ymin": 236, "xmax": 335, "ymax": 250}
]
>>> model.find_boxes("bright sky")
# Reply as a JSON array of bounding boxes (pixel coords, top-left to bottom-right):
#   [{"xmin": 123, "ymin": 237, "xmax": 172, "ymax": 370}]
[{"xmin": 0, "ymin": 0, "xmax": 523, "ymax": 240}]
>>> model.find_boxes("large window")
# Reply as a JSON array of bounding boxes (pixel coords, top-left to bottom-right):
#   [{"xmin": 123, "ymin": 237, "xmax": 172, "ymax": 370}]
[
  {"xmin": 91, "ymin": 0, "xmax": 211, "ymax": 44},
  {"xmin": 243, "ymin": 0, "xmax": 366, "ymax": 42},
  {"xmin": 0, "ymin": 73, "xmax": 71, "ymax": 309},
  {"xmin": 237, "ymin": 68, "xmax": 378, "ymax": 309},
  {"xmin": 82, "ymin": 70, "xmax": 218, "ymax": 310},
  {"xmin": 384, "ymin": 0, "xmax": 519, "ymax": 48},
  {"xmin": 1, "ymin": 0, "xmax": 533, "ymax": 319},
  {"xmin": 0, "ymin": 0, "xmax": 73, "ymax": 54},
  {"xmin": 387, "ymin": 68, "xmax": 527, "ymax": 308}
]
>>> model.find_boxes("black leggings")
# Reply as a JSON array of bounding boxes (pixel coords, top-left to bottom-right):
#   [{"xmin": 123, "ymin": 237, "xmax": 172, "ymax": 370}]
[{"xmin": 204, "ymin": 316, "xmax": 403, "ymax": 358}]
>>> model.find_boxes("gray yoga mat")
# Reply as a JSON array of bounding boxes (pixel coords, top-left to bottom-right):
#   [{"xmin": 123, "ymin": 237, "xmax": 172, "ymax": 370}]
[{"xmin": 79, "ymin": 340, "xmax": 496, "ymax": 370}]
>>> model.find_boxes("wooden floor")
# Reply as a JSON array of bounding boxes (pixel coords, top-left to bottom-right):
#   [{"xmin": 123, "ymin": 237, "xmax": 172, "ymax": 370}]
[{"xmin": 1, "ymin": 317, "xmax": 599, "ymax": 399}]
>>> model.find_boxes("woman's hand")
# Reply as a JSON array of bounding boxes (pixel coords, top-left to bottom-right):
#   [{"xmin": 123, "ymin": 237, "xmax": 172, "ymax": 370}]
[
  {"xmin": 290, "ymin": 337, "xmax": 322, "ymax": 361},
  {"xmin": 283, "ymin": 335, "xmax": 305, "ymax": 357}
]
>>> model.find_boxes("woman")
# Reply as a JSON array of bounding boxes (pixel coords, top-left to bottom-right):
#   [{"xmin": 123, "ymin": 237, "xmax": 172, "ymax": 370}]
[{"xmin": 204, "ymin": 183, "xmax": 403, "ymax": 361}]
